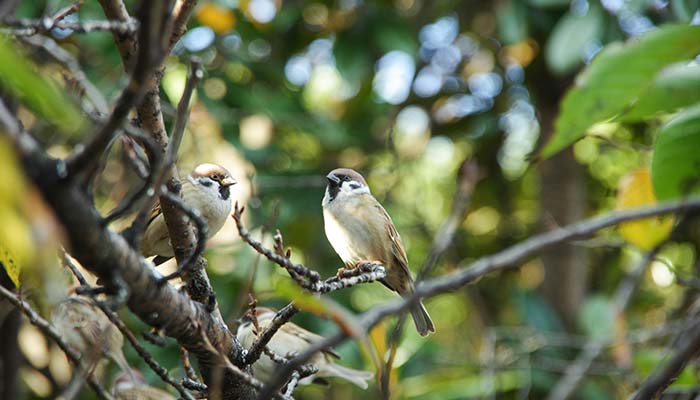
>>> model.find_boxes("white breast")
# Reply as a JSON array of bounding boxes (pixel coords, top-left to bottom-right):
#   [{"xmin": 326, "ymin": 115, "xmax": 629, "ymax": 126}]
[{"xmin": 183, "ymin": 177, "xmax": 231, "ymax": 238}]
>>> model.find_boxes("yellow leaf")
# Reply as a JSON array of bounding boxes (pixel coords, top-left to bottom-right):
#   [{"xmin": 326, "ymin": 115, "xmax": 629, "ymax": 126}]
[
  {"xmin": 0, "ymin": 138, "xmax": 34, "ymax": 287},
  {"xmin": 617, "ymin": 168, "xmax": 674, "ymax": 249},
  {"xmin": 196, "ymin": 3, "xmax": 236, "ymax": 33},
  {"xmin": 0, "ymin": 245, "xmax": 21, "ymax": 287}
]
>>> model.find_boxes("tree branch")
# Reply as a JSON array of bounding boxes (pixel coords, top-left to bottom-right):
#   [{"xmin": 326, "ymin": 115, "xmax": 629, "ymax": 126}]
[
  {"xmin": 232, "ymin": 204, "xmax": 386, "ymax": 293},
  {"xmin": 0, "ymin": 285, "xmax": 113, "ymax": 399},
  {"xmin": 65, "ymin": 0, "xmax": 165, "ymax": 176},
  {"xmin": 258, "ymin": 196, "xmax": 700, "ymax": 398}
]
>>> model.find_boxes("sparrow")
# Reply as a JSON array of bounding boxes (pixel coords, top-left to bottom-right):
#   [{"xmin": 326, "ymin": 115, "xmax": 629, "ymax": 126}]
[
  {"xmin": 322, "ymin": 168, "xmax": 435, "ymax": 336},
  {"xmin": 112, "ymin": 370, "xmax": 176, "ymax": 400},
  {"xmin": 236, "ymin": 307, "xmax": 373, "ymax": 389},
  {"xmin": 51, "ymin": 296, "xmax": 131, "ymax": 374},
  {"xmin": 140, "ymin": 163, "xmax": 236, "ymax": 264}
]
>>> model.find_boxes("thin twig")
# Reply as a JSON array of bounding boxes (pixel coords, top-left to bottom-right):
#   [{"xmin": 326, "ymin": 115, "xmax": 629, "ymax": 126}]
[
  {"xmin": 257, "ymin": 196, "xmax": 700, "ymax": 399},
  {"xmin": 20, "ymin": 35, "xmax": 109, "ymax": 115},
  {"xmin": 233, "ymin": 204, "xmax": 386, "ymax": 293},
  {"xmin": 0, "ymin": 18, "xmax": 137, "ymax": 36},
  {"xmin": 65, "ymin": 0, "xmax": 164, "ymax": 176},
  {"xmin": 157, "ymin": 189, "xmax": 209, "ymax": 282},
  {"xmin": 0, "ymin": 285, "xmax": 113, "ymax": 399},
  {"xmin": 62, "ymin": 253, "xmax": 196, "ymax": 400},
  {"xmin": 245, "ymin": 303, "xmax": 299, "ymax": 365},
  {"xmin": 103, "ymin": 59, "xmax": 200, "ymax": 225}
]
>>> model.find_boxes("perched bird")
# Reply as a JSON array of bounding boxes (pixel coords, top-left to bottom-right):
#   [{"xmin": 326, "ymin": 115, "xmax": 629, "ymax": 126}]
[
  {"xmin": 51, "ymin": 296, "xmax": 131, "ymax": 374},
  {"xmin": 237, "ymin": 307, "xmax": 373, "ymax": 389},
  {"xmin": 322, "ymin": 168, "xmax": 435, "ymax": 336},
  {"xmin": 112, "ymin": 370, "xmax": 176, "ymax": 400},
  {"xmin": 141, "ymin": 163, "xmax": 236, "ymax": 263}
]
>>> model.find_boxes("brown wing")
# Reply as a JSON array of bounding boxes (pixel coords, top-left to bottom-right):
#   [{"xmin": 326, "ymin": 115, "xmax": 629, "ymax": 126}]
[
  {"xmin": 374, "ymin": 202, "xmax": 412, "ymax": 280},
  {"xmin": 147, "ymin": 201, "xmax": 162, "ymax": 226},
  {"xmin": 284, "ymin": 322, "xmax": 341, "ymax": 359}
]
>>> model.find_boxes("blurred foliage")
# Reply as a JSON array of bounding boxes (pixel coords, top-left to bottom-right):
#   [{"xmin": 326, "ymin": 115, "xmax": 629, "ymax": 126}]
[{"xmin": 2, "ymin": 0, "xmax": 700, "ymax": 399}]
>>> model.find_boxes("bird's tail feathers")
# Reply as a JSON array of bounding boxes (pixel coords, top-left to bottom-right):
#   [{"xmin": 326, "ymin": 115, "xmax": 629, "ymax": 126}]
[
  {"xmin": 409, "ymin": 301, "xmax": 435, "ymax": 337},
  {"xmin": 324, "ymin": 364, "xmax": 373, "ymax": 389}
]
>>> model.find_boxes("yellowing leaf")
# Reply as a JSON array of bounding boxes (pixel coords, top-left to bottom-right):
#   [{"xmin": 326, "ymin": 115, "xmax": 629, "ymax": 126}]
[
  {"xmin": 196, "ymin": 3, "xmax": 236, "ymax": 33},
  {"xmin": 617, "ymin": 169, "xmax": 674, "ymax": 249},
  {"xmin": 0, "ymin": 138, "xmax": 34, "ymax": 287},
  {"xmin": 1, "ymin": 244, "xmax": 22, "ymax": 287}
]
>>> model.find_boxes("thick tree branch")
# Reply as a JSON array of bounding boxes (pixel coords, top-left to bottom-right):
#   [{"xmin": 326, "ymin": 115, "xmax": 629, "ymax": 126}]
[{"xmin": 1, "ymin": 100, "xmax": 255, "ymax": 399}]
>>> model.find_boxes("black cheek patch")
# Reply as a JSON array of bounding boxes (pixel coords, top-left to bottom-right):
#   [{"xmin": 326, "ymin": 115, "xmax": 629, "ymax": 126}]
[
  {"xmin": 349, "ymin": 183, "xmax": 361, "ymax": 190},
  {"xmin": 327, "ymin": 185, "xmax": 339, "ymax": 202},
  {"xmin": 219, "ymin": 185, "xmax": 230, "ymax": 200},
  {"xmin": 199, "ymin": 178, "xmax": 213, "ymax": 187}
]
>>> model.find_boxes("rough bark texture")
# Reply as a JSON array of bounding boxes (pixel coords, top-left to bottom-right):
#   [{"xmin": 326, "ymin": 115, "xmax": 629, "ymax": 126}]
[{"xmin": 16, "ymin": 145, "xmax": 254, "ymax": 399}]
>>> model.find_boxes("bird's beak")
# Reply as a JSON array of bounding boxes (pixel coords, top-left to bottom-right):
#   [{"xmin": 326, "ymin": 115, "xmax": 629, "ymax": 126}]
[
  {"xmin": 221, "ymin": 177, "xmax": 237, "ymax": 187},
  {"xmin": 326, "ymin": 173, "xmax": 340, "ymax": 186}
]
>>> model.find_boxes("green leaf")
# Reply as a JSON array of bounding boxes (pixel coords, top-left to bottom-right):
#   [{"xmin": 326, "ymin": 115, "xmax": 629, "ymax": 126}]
[
  {"xmin": 545, "ymin": 7, "xmax": 604, "ymax": 75},
  {"xmin": 620, "ymin": 63, "xmax": 700, "ymax": 121},
  {"xmin": 541, "ymin": 24, "xmax": 700, "ymax": 158},
  {"xmin": 651, "ymin": 106, "xmax": 700, "ymax": 200},
  {"xmin": 0, "ymin": 35, "xmax": 86, "ymax": 135}
]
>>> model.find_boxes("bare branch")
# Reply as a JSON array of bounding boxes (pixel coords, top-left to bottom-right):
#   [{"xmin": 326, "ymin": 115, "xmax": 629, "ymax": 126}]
[
  {"xmin": 66, "ymin": 0, "xmax": 166, "ymax": 176},
  {"xmin": 258, "ymin": 196, "xmax": 700, "ymax": 398},
  {"xmin": 20, "ymin": 35, "xmax": 109, "ymax": 115},
  {"xmin": 104, "ymin": 59, "xmax": 201, "ymax": 226},
  {"xmin": 97, "ymin": 0, "xmax": 137, "ymax": 65},
  {"xmin": 0, "ymin": 285, "xmax": 113, "ymax": 400},
  {"xmin": 245, "ymin": 303, "xmax": 299, "ymax": 365},
  {"xmin": 0, "ymin": 18, "xmax": 137, "ymax": 36},
  {"xmin": 62, "ymin": 254, "xmax": 195, "ymax": 400},
  {"xmin": 233, "ymin": 204, "xmax": 386, "ymax": 293}
]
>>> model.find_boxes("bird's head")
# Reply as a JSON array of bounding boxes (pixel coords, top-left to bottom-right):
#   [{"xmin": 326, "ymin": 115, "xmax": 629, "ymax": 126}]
[
  {"xmin": 324, "ymin": 168, "xmax": 370, "ymax": 203},
  {"xmin": 190, "ymin": 163, "xmax": 237, "ymax": 201}
]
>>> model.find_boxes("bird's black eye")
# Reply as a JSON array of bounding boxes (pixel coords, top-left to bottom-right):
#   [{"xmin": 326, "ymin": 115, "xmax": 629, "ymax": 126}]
[{"xmin": 343, "ymin": 176, "xmax": 350, "ymax": 181}]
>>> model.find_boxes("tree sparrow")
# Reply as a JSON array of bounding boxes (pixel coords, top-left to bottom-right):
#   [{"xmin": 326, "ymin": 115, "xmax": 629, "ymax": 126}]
[
  {"xmin": 322, "ymin": 168, "xmax": 435, "ymax": 336},
  {"xmin": 140, "ymin": 163, "xmax": 236, "ymax": 263},
  {"xmin": 112, "ymin": 370, "xmax": 176, "ymax": 400},
  {"xmin": 51, "ymin": 296, "xmax": 131, "ymax": 374},
  {"xmin": 236, "ymin": 307, "xmax": 373, "ymax": 389}
]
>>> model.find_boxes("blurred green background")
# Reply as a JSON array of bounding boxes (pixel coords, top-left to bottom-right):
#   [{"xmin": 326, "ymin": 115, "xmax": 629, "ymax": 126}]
[{"xmin": 3, "ymin": 0, "xmax": 700, "ymax": 399}]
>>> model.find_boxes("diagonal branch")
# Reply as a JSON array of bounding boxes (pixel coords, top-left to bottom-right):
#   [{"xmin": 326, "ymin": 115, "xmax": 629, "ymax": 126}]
[
  {"xmin": 257, "ymin": 196, "xmax": 700, "ymax": 398},
  {"xmin": 244, "ymin": 303, "xmax": 299, "ymax": 365},
  {"xmin": 62, "ymin": 254, "xmax": 195, "ymax": 400},
  {"xmin": 232, "ymin": 204, "xmax": 386, "ymax": 293},
  {"xmin": 0, "ymin": 285, "xmax": 113, "ymax": 400},
  {"xmin": 65, "ymin": 0, "xmax": 165, "ymax": 176},
  {"xmin": 1, "ymin": 98, "xmax": 256, "ymax": 399}
]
